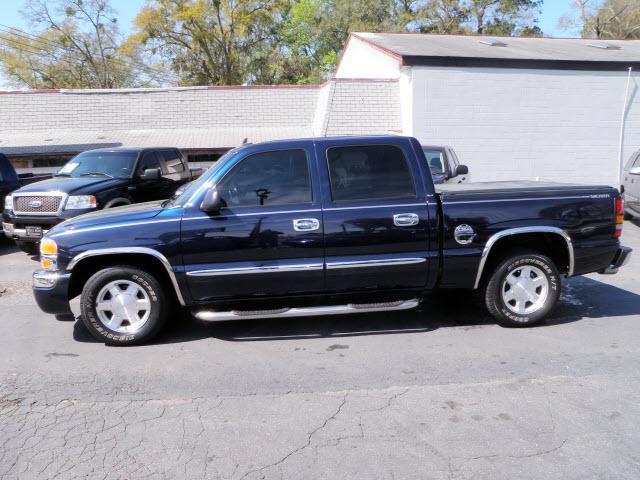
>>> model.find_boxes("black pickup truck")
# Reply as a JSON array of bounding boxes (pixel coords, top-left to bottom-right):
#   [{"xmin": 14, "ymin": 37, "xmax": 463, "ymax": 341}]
[
  {"xmin": 32, "ymin": 136, "xmax": 631, "ymax": 345},
  {"xmin": 3, "ymin": 147, "xmax": 200, "ymax": 253},
  {"xmin": 1, "ymin": 153, "xmax": 51, "ymax": 238}
]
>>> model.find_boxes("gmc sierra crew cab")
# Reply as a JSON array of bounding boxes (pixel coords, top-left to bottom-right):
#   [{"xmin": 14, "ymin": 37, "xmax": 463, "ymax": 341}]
[
  {"xmin": 3, "ymin": 147, "xmax": 200, "ymax": 254},
  {"xmin": 32, "ymin": 136, "xmax": 631, "ymax": 345}
]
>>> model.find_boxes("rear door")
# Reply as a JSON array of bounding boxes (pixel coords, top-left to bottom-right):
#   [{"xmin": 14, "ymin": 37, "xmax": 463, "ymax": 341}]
[
  {"xmin": 182, "ymin": 144, "xmax": 325, "ymax": 302},
  {"xmin": 316, "ymin": 138, "xmax": 431, "ymax": 293}
]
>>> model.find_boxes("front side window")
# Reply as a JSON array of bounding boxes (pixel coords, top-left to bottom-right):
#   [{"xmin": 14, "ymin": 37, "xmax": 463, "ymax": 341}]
[
  {"xmin": 218, "ymin": 149, "xmax": 311, "ymax": 207},
  {"xmin": 55, "ymin": 151, "xmax": 139, "ymax": 179},
  {"xmin": 422, "ymin": 148, "xmax": 445, "ymax": 175},
  {"xmin": 327, "ymin": 145, "xmax": 416, "ymax": 202},
  {"xmin": 137, "ymin": 152, "xmax": 162, "ymax": 176}
]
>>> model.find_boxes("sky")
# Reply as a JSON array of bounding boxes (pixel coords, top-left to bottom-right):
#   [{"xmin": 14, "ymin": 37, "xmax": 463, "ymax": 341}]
[{"xmin": 0, "ymin": 0, "xmax": 576, "ymax": 88}]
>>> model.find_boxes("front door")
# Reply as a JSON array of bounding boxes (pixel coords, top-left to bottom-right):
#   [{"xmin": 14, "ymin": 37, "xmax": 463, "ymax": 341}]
[
  {"xmin": 624, "ymin": 152, "xmax": 640, "ymax": 214},
  {"xmin": 131, "ymin": 151, "xmax": 175, "ymax": 202},
  {"xmin": 182, "ymin": 146, "xmax": 324, "ymax": 303},
  {"xmin": 316, "ymin": 140, "xmax": 431, "ymax": 293}
]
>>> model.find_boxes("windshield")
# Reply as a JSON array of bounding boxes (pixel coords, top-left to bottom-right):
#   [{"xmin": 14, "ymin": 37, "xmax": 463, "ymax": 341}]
[
  {"xmin": 55, "ymin": 151, "xmax": 139, "ymax": 179},
  {"xmin": 172, "ymin": 148, "xmax": 239, "ymax": 207},
  {"xmin": 422, "ymin": 148, "xmax": 445, "ymax": 175}
]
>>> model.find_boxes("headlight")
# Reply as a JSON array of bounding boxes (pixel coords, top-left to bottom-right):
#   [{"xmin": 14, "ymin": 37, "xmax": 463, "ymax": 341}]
[
  {"xmin": 4, "ymin": 194, "xmax": 12, "ymax": 211},
  {"xmin": 40, "ymin": 238, "xmax": 58, "ymax": 270},
  {"xmin": 64, "ymin": 195, "xmax": 97, "ymax": 210}
]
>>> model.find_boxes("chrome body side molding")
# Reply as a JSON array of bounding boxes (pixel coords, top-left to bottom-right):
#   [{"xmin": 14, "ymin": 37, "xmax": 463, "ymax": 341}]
[
  {"xmin": 66, "ymin": 247, "xmax": 186, "ymax": 306},
  {"xmin": 326, "ymin": 258, "xmax": 426, "ymax": 270},
  {"xmin": 473, "ymin": 226, "xmax": 574, "ymax": 290},
  {"xmin": 194, "ymin": 299, "xmax": 419, "ymax": 322},
  {"xmin": 187, "ymin": 263, "xmax": 324, "ymax": 277}
]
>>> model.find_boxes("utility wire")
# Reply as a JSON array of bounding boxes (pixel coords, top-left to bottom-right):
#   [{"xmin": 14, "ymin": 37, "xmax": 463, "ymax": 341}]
[{"xmin": 0, "ymin": 24, "xmax": 178, "ymax": 84}]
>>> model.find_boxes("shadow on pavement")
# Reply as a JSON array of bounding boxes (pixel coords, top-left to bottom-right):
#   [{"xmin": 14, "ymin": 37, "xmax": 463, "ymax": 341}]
[
  {"xmin": 72, "ymin": 275, "xmax": 640, "ymax": 345},
  {"xmin": 0, "ymin": 238, "xmax": 39, "ymax": 261}
]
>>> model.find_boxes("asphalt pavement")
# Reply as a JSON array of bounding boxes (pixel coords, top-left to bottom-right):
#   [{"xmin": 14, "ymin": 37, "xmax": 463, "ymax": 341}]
[{"xmin": 1, "ymin": 222, "xmax": 639, "ymax": 479}]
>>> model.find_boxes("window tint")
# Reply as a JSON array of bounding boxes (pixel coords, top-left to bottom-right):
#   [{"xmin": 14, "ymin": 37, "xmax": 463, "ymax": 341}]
[
  {"xmin": 422, "ymin": 148, "xmax": 445, "ymax": 175},
  {"xmin": 160, "ymin": 150, "xmax": 185, "ymax": 174},
  {"xmin": 632, "ymin": 152, "xmax": 640, "ymax": 169},
  {"xmin": 218, "ymin": 149, "xmax": 311, "ymax": 207},
  {"xmin": 328, "ymin": 145, "xmax": 415, "ymax": 201},
  {"xmin": 137, "ymin": 152, "xmax": 162, "ymax": 175}
]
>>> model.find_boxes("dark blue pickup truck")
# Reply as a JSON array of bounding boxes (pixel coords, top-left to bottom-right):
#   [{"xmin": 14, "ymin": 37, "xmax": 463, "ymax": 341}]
[{"xmin": 32, "ymin": 136, "xmax": 631, "ymax": 345}]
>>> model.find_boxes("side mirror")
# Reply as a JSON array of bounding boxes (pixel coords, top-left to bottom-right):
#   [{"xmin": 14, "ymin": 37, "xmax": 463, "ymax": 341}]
[
  {"xmin": 455, "ymin": 164, "xmax": 469, "ymax": 176},
  {"xmin": 630, "ymin": 166, "xmax": 640, "ymax": 175},
  {"xmin": 201, "ymin": 187, "xmax": 226, "ymax": 213},
  {"xmin": 140, "ymin": 168, "xmax": 161, "ymax": 180}
]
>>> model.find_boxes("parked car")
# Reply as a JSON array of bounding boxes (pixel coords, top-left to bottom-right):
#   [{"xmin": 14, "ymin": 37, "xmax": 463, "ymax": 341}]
[
  {"xmin": 0, "ymin": 153, "xmax": 52, "ymax": 238},
  {"xmin": 3, "ymin": 147, "xmax": 200, "ymax": 254},
  {"xmin": 32, "ymin": 136, "xmax": 630, "ymax": 345},
  {"xmin": 422, "ymin": 145, "xmax": 469, "ymax": 184},
  {"xmin": 622, "ymin": 150, "xmax": 640, "ymax": 219}
]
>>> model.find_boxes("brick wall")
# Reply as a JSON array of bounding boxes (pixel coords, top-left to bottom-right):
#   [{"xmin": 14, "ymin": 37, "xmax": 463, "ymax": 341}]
[
  {"xmin": 322, "ymin": 80, "xmax": 401, "ymax": 136},
  {"xmin": 0, "ymin": 86, "xmax": 320, "ymax": 133},
  {"xmin": 409, "ymin": 66, "xmax": 640, "ymax": 186}
]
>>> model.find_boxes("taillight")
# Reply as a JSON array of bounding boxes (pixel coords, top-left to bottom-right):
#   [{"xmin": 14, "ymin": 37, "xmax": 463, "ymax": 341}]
[{"xmin": 614, "ymin": 196, "xmax": 624, "ymax": 238}]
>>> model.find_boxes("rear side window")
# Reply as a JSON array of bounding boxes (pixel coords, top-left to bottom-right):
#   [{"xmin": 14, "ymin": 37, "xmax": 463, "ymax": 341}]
[
  {"xmin": 160, "ymin": 150, "xmax": 185, "ymax": 174},
  {"xmin": 218, "ymin": 149, "xmax": 312, "ymax": 207},
  {"xmin": 327, "ymin": 145, "xmax": 416, "ymax": 202}
]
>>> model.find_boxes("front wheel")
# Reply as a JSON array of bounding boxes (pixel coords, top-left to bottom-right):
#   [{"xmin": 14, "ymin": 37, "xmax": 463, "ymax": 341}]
[
  {"xmin": 80, "ymin": 266, "xmax": 168, "ymax": 345},
  {"xmin": 483, "ymin": 252, "xmax": 560, "ymax": 327}
]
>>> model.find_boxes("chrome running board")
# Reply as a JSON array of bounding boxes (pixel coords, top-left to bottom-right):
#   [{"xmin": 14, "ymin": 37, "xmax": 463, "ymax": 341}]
[{"xmin": 194, "ymin": 299, "xmax": 419, "ymax": 322}]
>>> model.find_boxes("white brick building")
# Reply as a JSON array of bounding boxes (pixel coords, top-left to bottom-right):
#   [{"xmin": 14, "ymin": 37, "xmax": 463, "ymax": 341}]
[
  {"xmin": 337, "ymin": 33, "xmax": 640, "ymax": 186},
  {"xmin": 2, "ymin": 32, "xmax": 640, "ymax": 185}
]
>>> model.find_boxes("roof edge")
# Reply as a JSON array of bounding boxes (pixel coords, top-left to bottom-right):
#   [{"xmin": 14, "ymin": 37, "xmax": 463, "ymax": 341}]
[{"xmin": 403, "ymin": 55, "xmax": 640, "ymax": 71}]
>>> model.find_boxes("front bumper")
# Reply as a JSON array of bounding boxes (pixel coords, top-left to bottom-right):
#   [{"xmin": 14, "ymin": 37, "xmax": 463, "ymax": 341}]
[
  {"xmin": 3, "ymin": 222, "xmax": 49, "ymax": 241},
  {"xmin": 32, "ymin": 270, "xmax": 72, "ymax": 315},
  {"xmin": 599, "ymin": 246, "xmax": 632, "ymax": 275}
]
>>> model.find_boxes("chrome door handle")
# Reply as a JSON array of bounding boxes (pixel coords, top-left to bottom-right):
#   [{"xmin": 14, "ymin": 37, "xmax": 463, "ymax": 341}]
[
  {"xmin": 293, "ymin": 218, "xmax": 320, "ymax": 231},
  {"xmin": 393, "ymin": 213, "xmax": 419, "ymax": 227}
]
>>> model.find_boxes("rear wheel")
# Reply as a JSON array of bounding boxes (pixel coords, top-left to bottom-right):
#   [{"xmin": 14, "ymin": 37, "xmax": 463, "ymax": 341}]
[
  {"xmin": 80, "ymin": 266, "xmax": 168, "ymax": 345},
  {"xmin": 15, "ymin": 240, "xmax": 39, "ymax": 255},
  {"xmin": 483, "ymin": 251, "xmax": 560, "ymax": 327}
]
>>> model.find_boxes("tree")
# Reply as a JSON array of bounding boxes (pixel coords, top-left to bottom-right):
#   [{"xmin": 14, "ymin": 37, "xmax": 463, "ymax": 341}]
[
  {"xmin": 415, "ymin": 0, "xmax": 469, "ymax": 34},
  {"xmin": 465, "ymin": 0, "xmax": 542, "ymax": 36},
  {"xmin": 130, "ymin": 0, "xmax": 288, "ymax": 86},
  {"xmin": 0, "ymin": 0, "xmax": 150, "ymax": 89},
  {"xmin": 561, "ymin": 0, "xmax": 640, "ymax": 39},
  {"xmin": 276, "ymin": 0, "xmax": 415, "ymax": 84}
]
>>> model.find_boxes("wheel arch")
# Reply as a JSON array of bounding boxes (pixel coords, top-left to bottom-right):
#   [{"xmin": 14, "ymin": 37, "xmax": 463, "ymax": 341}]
[
  {"xmin": 103, "ymin": 197, "xmax": 132, "ymax": 209},
  {"xmin": 66, "ymin": 248, "xmax": 186, "ymax": 306},
  {"xmin": 473, "ymin": 227, "xmax": 574, "ymax": 289}
]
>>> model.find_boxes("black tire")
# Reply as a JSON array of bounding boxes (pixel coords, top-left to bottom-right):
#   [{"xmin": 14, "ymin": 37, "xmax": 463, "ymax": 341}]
[
  {"xmin": 483, "ymin": 251, "xmax": 560, "ymax": 327},
  {"xmin": 15, "ymin": 240, "xmax": 39, "ymax": 255},
  {"xmin": 80, "ymin": 266, "xmax": 168, "ymax": 345},
  {"xmin": 624, "ymin": 211, "xmax": 634, "ymax": 221}
]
